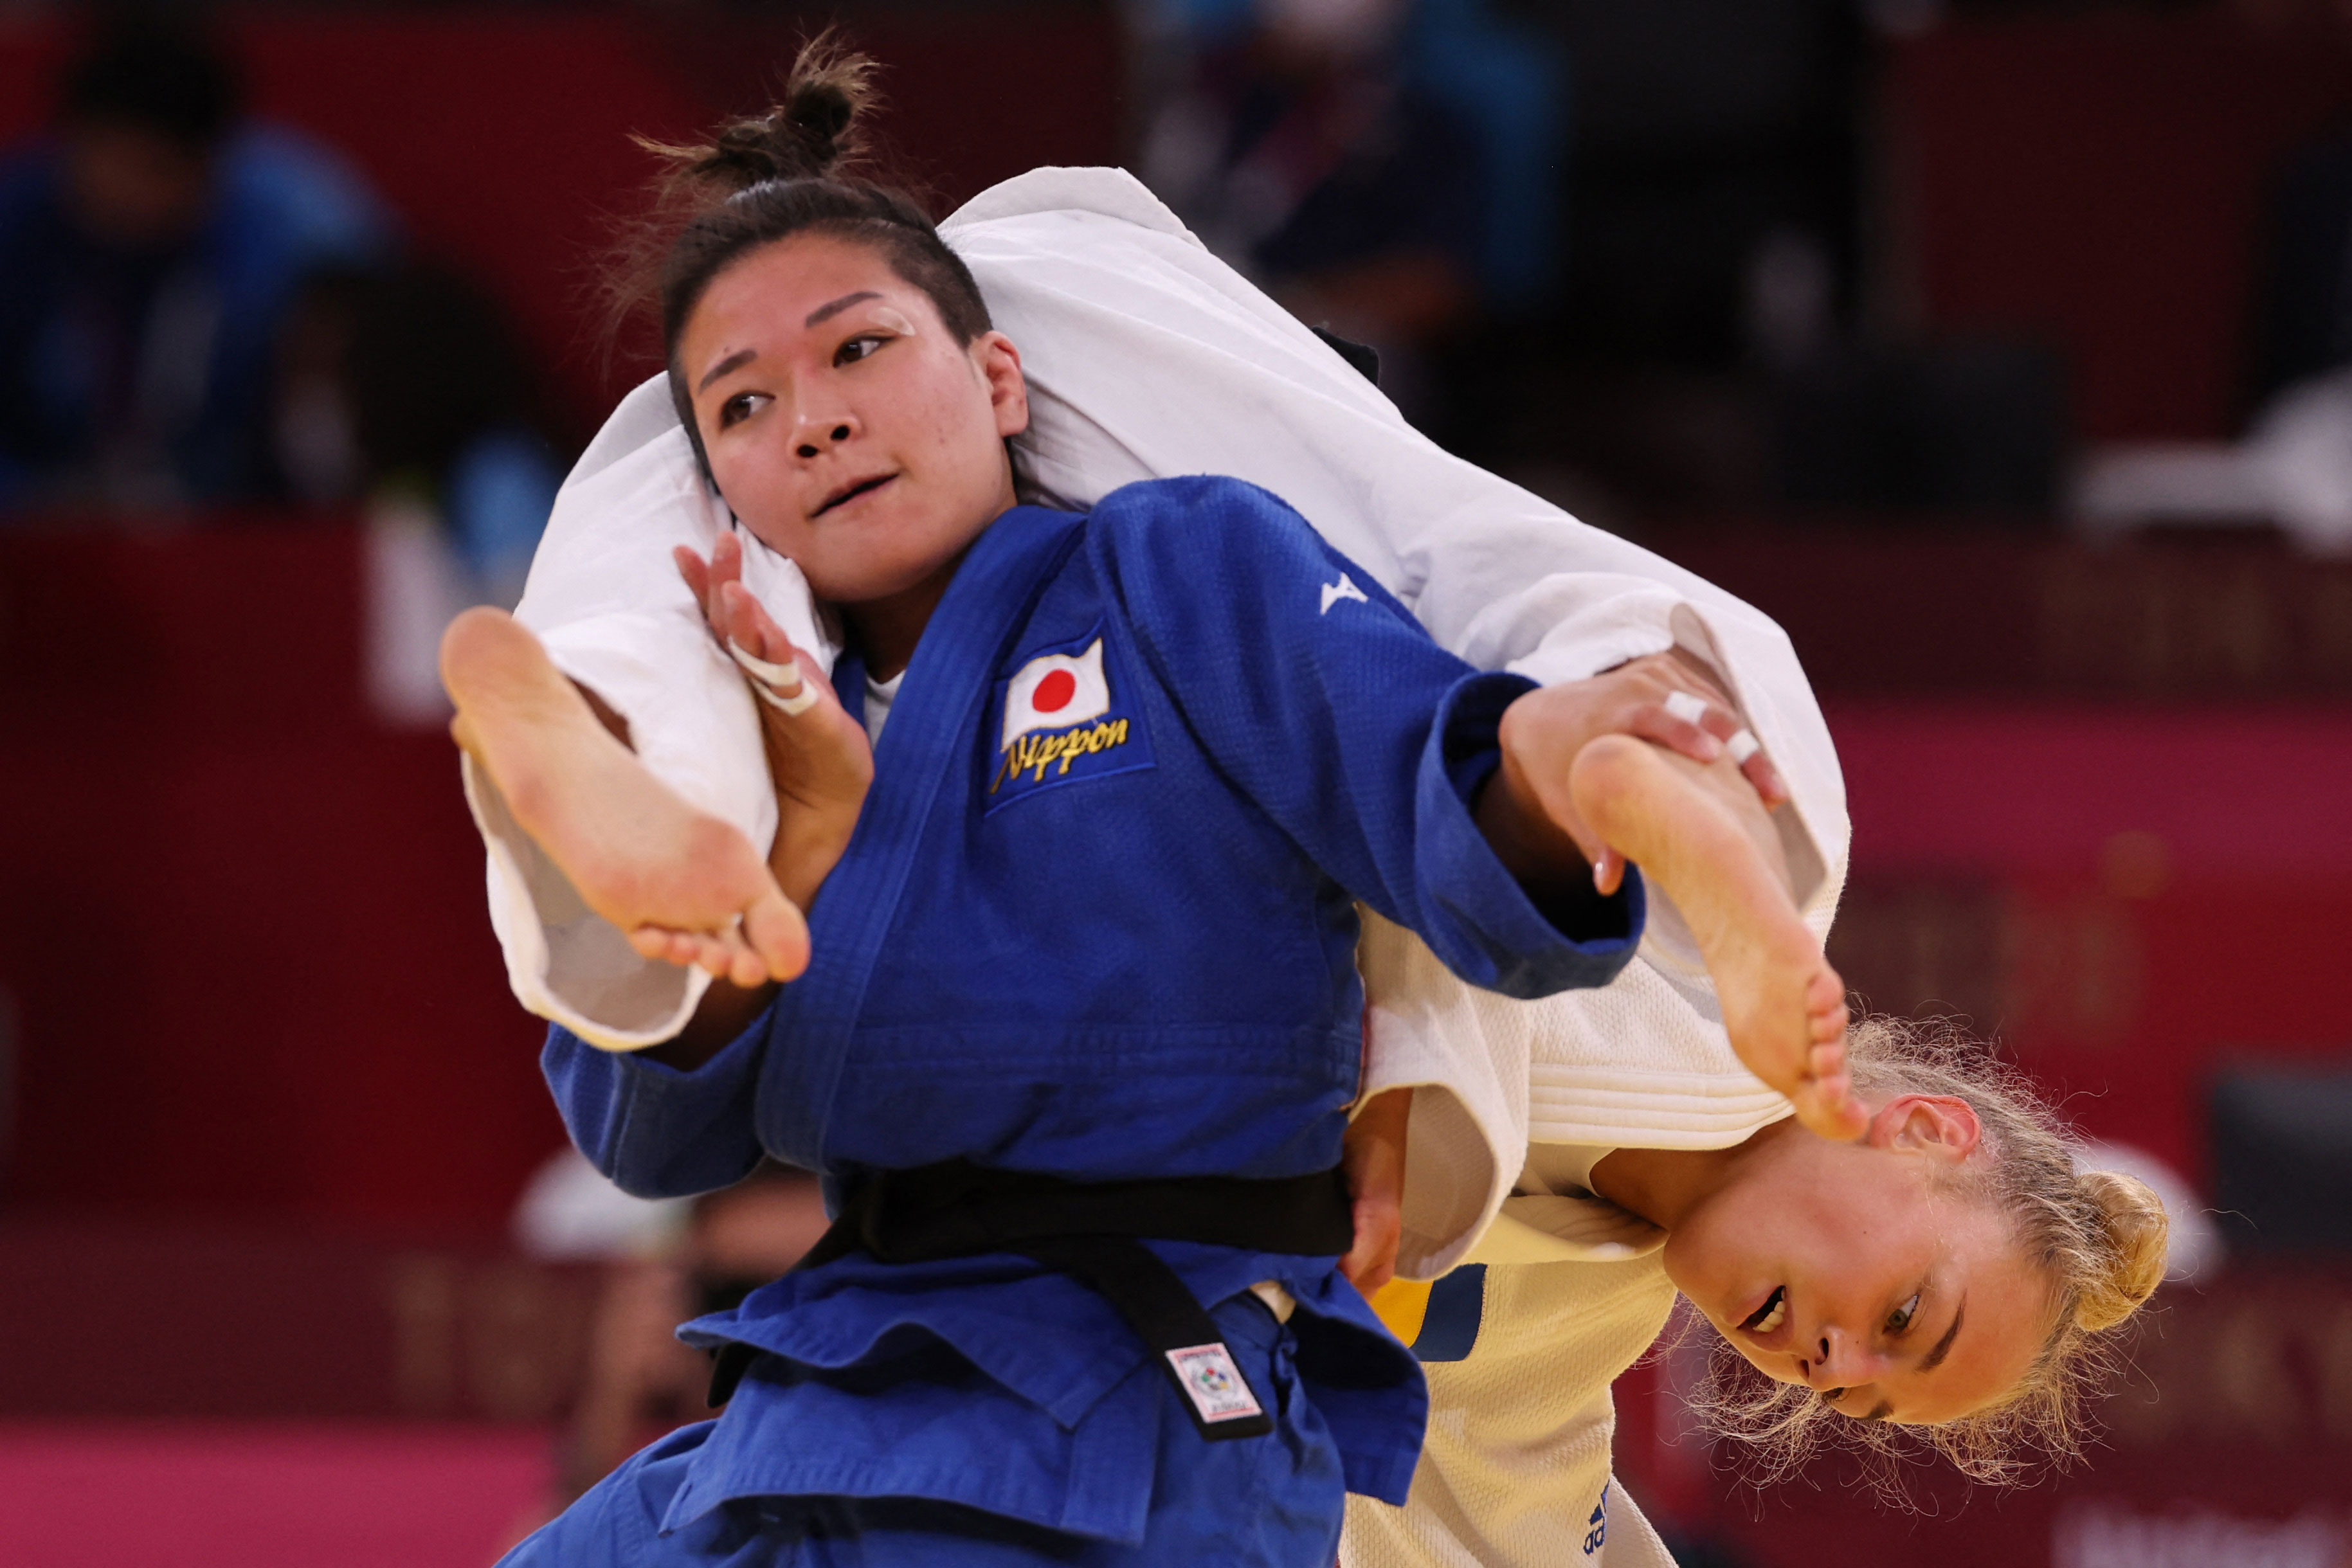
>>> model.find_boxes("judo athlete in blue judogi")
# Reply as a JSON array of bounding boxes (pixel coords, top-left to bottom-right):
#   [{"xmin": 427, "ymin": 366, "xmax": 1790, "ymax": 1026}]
[
  {"xmin": 447, "ymin": 51, "xmax": 1693, "ymax": 1568},
  {"xmin": 503, "ymin": 474, "xmax": 1649, "ymax": 1565}
]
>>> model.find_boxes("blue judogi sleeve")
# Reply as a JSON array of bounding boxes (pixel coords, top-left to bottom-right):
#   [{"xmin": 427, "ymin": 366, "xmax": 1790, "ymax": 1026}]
[
  {"xmin": 1086, "ymin": 475, "xmax": 1642, "ymax": 1000},
  {"xmin": 541, "ymin": 1014, "xmax": 772, "ymax": 1198}
]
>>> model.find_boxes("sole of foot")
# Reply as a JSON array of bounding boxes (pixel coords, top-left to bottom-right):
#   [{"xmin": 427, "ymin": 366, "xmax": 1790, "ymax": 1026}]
[
  {"xmin": 1568, "ymin": 734, "xmax": 1859, "ymax": 1140},
  {"xmin": 439, "ymin": 607, "xmax": 808, "ymax": 984}
]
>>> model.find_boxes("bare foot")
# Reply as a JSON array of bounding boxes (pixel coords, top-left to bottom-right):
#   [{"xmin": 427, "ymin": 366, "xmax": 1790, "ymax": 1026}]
[
  {"xmin": 1568, "ymin": 734, "xmax": 1860, "ymax": 1140},
  {"xmin": 440, "ymin": 606, "xmax": 809, "ymax": 990}
]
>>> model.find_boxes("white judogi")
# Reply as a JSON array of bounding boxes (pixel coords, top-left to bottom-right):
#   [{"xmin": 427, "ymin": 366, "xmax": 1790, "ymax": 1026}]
[
  {"xmin": 473, "ymin": 165, "xmax": 1846, "ymax": 1565},
  {"xmin": 1344, "ymin": 914, "xmax": 1804, "ymax": 1568}
]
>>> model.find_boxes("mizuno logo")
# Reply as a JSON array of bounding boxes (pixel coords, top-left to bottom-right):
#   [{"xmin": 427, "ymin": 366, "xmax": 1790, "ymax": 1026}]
[{"xmin": 1321, "ymin": 573, "xmax": 1368, "ymax": 614}]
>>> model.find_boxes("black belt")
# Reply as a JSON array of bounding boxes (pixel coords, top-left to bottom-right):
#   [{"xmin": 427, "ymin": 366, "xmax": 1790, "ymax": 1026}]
[{"xmin": 708, "ymin": 1158, "xmax": 1355, "ymax": 1442}]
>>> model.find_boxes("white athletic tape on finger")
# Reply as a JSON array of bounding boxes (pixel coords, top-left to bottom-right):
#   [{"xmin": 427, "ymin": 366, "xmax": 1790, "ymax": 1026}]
[
  {"xmin": 1725, "ymin": 728, "xmax": 1762, "ymax": 765},
  {"xmin": 751, "ymin": 680, "xmax": 821, "ymax": 716},
  {"xmin": 1662, "ymin": 690, "xmax": 1710, "ymax": 726},
  {"xmin": 728, "ymin": 638, "xmax": 820, "ymax": 716},
  {"xmin": 727, "ymin": 638, "xmax": 798, "ymax": 687}
]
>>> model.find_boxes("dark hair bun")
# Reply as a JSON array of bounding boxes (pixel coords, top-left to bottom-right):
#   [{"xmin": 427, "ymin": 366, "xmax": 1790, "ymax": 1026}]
[{"xmin": 645, "ymin": 36, "xmax": 876, "ymax": 197}]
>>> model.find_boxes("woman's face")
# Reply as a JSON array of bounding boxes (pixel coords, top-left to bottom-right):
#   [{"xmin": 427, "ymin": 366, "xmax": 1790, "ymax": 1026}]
[
  {"xmin": 679, "ymin": 232, "xmax": 1029, "ymax": 608},
  {"xmin": 1661, "ymin": 1097, "xmax": 2054, "ymax": 1425}
]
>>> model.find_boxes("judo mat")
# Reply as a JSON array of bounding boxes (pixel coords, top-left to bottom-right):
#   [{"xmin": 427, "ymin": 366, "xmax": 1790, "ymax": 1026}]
[{"xmin": 0, "ymin": 1421, "xmax": 552, "ymax": 1567}]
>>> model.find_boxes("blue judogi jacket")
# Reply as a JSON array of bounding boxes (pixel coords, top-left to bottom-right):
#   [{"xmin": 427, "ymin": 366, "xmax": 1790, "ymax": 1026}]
[{"xmin": 543, "ymin": 476, "xmax": 1646, "ymax": 1543}]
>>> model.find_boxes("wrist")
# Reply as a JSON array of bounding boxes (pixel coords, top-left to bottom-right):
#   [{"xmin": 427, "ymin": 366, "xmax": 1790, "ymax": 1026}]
[{"xmin": 769, "ymin": 811, "xmax": 859, "ymax": 910}]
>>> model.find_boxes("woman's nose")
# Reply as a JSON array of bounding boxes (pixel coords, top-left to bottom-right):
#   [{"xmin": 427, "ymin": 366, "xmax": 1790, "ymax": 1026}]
[
  {"xmin": 1800, "ymin": 1327, "xmax": 1874, "ymax": 1388},
  {"xmin": 792, "ymin": 406, "xmax": 858, "ymax": 458}
]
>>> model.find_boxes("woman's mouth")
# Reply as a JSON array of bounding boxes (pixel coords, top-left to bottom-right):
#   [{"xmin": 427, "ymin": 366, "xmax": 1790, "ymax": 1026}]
[
  {"xmin": 813, "ymin": 473, "xmax": 896, "ymax": 518},
  {"xmin": 1740, "ymin": 1286, "xmax": 1788, "ymax": 1335}
]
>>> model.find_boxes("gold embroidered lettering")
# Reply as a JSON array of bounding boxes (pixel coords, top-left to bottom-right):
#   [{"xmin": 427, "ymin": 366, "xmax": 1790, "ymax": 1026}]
[{"xmin": 991, "ymin": 719, "xmax": 1133, "ymax": 794}]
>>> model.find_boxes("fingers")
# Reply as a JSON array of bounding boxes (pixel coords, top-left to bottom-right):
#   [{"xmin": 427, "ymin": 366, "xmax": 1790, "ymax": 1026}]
[
  {"xmin": 707, "ymin": 533, "xmax": 745, "ymax": 623},
  {"xmin": 1741, "ymin": 748, "xmax": 1791, "ymax": 808},
  {"xmin": 674, "ymin": 534, "xmax": 751, "ymax": 638},
  {"xmin": 1627, "ymin": 702, "xmax": 1724, "ymax": 768},
  {"xmin": 1639, "ymin": 685, "xmax": 1787, "ymax": 807},
  {"xmin": 672, "ymin": 545, "xmax": 709, "ymax": 607},
  {"xmin": 720, "ymin": 580, "xmax": 802, "ymax": 668},
  {"xmin": 1339, "ymin": 1195, "xmax": 1402, "ymax": 1295}
]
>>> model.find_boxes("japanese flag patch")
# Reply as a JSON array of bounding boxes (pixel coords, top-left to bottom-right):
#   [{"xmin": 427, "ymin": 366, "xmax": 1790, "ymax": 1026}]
[
  {"xmin": 985, "ymin": 624, "xmax": 1154, "ymax": 811},
  {"xmin": 1166, "ymin": 1342, "xmax": 1266, "ymax": 1426},
  {"xmin": 1002, "ymin": 639, "xmax": 1110, "ymax": 750}
]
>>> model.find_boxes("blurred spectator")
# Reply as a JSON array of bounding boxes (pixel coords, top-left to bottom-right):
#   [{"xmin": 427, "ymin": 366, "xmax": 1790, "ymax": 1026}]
[
  {"xmin": 273, "ymin": 258, "xmax": 571, "ymax": 725},
  {"xmin": 2074, "ymin": 96, "xmax": 2352, "ymax": 554},
  {"xmin": 1769, "ymin": 336, "xmax": 2066, "ymax": 515},
  {"xmin": 510, "ymin": 1153, "xmax": 829, "ymax": 1529},
  {"xmin": 2251, "ymin": 123, "xmax": 2352, "ymax": 410},
  {"xmin": 275, "ymin": 260, "xmax": 566, "ymax": 595},
  {"xmin": 0, "ymin": 18, "xmax": 392, "ymax": 514},
  {"xmin": 1137, "ymin": 0, "xmax": 1563, "ymax": 422},
  {"xmin": 1506, "ymin": 0, "xmax": 1861, "ymax": 372}
]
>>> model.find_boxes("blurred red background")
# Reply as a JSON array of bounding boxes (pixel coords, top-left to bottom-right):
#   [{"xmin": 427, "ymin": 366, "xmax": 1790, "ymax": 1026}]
[{"xmin": 1, "ymin": 6, "xmax": 2346, "ymax": 1566}]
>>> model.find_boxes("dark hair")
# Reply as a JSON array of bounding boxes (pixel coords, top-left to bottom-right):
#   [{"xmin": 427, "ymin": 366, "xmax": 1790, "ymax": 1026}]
[
  {"xmin": 618, "ymin": 39, "xmax": 991, "ymax": 485},
  {"xmin": 60, "ymin": 21, "xmax": 242, "ymax": 151}
]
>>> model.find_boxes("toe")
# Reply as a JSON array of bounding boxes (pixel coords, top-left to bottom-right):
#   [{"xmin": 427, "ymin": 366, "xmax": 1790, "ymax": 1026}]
[
  {"xmin": 744, "ymin": 890, "xmax": 811, "ymax": 982},
  {"xmin": 1797, "ymin": 1075, "xmax": 1868, "ymax": 1142}
]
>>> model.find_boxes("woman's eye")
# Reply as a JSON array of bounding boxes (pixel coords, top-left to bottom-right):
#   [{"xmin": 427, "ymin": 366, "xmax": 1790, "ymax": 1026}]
[
  {"xmin": 835, "ymin": 334, "xmax": 885, "ymax": 366},
  {"xmin": 720, "ymin": 392, "xmax": 768, "ymax": 428},
  {"xmin": 1885, "ymin": 1293, "xmax": 1921, "ymax": 1335}
]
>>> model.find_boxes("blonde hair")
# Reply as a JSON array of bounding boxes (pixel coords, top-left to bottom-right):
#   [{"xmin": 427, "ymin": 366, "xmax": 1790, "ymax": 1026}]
[{"xmin": 1686, "ymin": 1015, "xmax": 2170, "ymax": 1497}]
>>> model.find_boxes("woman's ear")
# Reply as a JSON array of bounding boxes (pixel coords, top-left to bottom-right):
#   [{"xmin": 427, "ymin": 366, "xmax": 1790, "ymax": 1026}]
[
  {"xmin": 975, "ymin": 331, "xmax": 1030, "ymax": 439},
  {"xmin": 1867, "ymin": 1094, "xmax": 1983, "ymax": 1166}
]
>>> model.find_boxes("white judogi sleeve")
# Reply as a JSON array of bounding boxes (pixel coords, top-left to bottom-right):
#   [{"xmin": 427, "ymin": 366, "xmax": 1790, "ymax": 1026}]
[{"xmin": 471, "ymin": 166, "xmax": 1845, "ymax": 1279}]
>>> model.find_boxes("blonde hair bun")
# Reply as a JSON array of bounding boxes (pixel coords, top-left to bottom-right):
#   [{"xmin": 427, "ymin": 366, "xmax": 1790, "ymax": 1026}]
[{"xmin": 2073, "ymin": 1168, "xmax": 2169, "ymax": 1331}]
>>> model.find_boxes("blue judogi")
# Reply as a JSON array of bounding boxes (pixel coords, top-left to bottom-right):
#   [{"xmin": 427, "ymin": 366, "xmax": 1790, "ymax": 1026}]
[{"xmin": 514, "ymin": 476, "xmax": 1646, "ymax": 1565}]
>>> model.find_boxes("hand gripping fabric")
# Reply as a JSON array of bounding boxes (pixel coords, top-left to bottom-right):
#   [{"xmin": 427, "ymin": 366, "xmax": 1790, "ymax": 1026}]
[{"xmin": 727, "ymin": 638, "xmax": 821, "ymax": 716}]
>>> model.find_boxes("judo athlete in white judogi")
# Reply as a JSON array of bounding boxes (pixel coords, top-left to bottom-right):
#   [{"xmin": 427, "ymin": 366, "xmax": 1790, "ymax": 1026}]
[{"xmin": 472, "ymin": 167, "xmax": 1847, "ymax": 1565}]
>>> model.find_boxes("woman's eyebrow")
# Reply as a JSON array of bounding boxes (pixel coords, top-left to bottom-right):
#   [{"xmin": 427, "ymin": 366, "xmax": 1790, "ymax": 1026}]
[
  {"xmin": 698, "ymin": 348, "xmax": 755, "ymax": 393},
  {"xmin": 1918, "ymin": 1295, "xmax": 1967, "ymax": 1374},
  {"xmin": 804, "ymin": 289, "xmax": 881, "ymax": 328}
]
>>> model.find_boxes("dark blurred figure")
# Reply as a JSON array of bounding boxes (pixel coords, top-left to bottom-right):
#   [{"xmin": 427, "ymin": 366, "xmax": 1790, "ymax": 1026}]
[
  {"xmin": 1440, "ymin": 0, "xmax": 2067, "ymax": 521},
  {"xmin": 0, "ymin": 18, "xmax": 392, "ymax": 514},
  {"xmin": 506, "ymin": 1160, "xmax": 829, "ymax": 1540},
  {"xmin": 275, "ymin": 262, "xmax": 566, "ymax": 596},
  {"xmin": 1137, "ymin": 0, "xmax": 1564, "ymax": 426},
  {"xmin": 2253, "ymin": 123, "xmax": 2352, "ymax": 408},
  {"xmin": 1517, "ymin": 0, "xmax": 1862, "ymax": 372}
]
